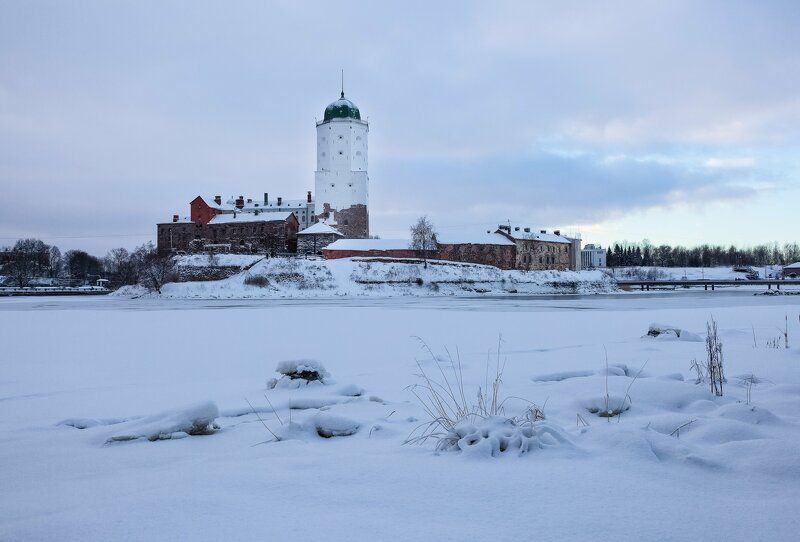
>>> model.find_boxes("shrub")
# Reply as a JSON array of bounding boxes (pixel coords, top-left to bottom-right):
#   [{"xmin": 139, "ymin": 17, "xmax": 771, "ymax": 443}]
[{"xmin": 244, "ymin": 274, "xmax": 270, "ymax": 287}]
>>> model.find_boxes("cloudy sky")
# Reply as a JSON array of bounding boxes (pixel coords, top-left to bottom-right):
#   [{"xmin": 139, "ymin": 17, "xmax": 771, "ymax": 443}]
[{"xmin": 1, "ymin": 0, "xmax": 799, "ymax": 254}]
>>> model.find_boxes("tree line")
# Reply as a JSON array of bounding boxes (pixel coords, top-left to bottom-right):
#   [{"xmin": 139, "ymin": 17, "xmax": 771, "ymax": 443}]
[
  {"xmin": 1, "ymin": 238, "xmax": 175, "ymax": 292},
  {"xmin": 605, "ymin": 241, "xmax": 800, "ymax": 268}
]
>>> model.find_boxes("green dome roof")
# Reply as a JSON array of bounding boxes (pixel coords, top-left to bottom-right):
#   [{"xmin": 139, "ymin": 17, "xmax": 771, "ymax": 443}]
[{"xmin": 323, "ymin": 92, "xmax": 361, "ymax": 122}]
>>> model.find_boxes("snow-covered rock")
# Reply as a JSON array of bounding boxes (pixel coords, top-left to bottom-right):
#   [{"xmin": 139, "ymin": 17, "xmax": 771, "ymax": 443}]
[
  {"xmin": 646, "ymin": 323, "xmax": 703, "ymax": 342},
  {"xmin": 103, "ymin": 402, "xmax": 219, "ymax": 443}
]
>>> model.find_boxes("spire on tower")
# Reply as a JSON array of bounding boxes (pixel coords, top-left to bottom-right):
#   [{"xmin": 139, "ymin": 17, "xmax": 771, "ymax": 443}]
[{"xmin": 340, "ymin": 69, "xmax": 344, "ymax": 98}]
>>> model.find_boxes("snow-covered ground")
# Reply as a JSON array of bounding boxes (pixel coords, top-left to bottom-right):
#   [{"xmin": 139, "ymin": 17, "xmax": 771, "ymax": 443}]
[
  {"xmin": 175, "ymin": 254, "xmax": 264, "ymax": 268},
  {"xmin": 2, "ymin": 293, "xmax": 799, "ymax": 541},
  {"xmin": 117, "ymin": 257, "xmax": 616, "ymax": 299}
]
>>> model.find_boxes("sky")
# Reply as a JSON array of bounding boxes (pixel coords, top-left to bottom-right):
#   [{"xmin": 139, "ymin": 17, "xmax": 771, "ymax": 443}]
[{"xmin": 1, "ymin": 0, "xmax": 799, "ymax": 255}]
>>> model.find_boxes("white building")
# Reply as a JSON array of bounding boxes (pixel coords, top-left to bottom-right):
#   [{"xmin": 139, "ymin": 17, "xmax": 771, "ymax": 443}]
[
  {"xmin": 314, "ymin": 90, "xmax": 369, "ymax": 238},
  {"xmin": 581, "ymin": 243, "xmax": 607, "ymax": 269}
]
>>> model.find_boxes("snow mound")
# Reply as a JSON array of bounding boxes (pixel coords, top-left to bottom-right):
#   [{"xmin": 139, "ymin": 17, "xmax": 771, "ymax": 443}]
[
  {"xmin": 532, "ymin": 370, "xmax": 594, "ymax": 382},
  {"xmin": 276, "ymin": 413, "xmax": 360, "ymax": 440},
  {"xmin": 268, "ymin": 359, "xmax": 331, "ymax": 388},
  {"xmin": 337, "ymin": 384, "xmax": 364, "ymax": 396},
  {"xmin": 584, "ymin": 395, "xmax": 631, "ymax": 417},
  {"xmin": 313, "ymin": 413, "xmax": 360, "ymax": 438},
  {"xmin": 105, "ymin": 401, "xmax": 219, "ymax": 443},
  {"xmin": 714, "ymin": 403, "xmax": 781, "ymax": 425},
  {"xmin": 645, "ymin": 323, "xmax": 703, "ymax": 342},
  {"xmin": 439, "ymin": 417, "xmax": 573, "ymax": 458},
  {"xmin": 57, "ymin": 417, "xmax": 130, "ymax": 429},
  {"xmin": 289, "ymin": 397, "xmax": 343, "ymax": 410},
  {"xmin": 109, "ymin": 284, "xmax": 149, "ymax": 298}
]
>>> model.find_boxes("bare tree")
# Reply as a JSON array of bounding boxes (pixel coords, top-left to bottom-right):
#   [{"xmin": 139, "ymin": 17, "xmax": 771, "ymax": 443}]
[
  {"xmin": 409, "ymin": 216, "xmax": 438, "ymax": 268},
  {"xmin": 7, "ymin": 238, "xmax": 50, "ymax": 287},
  {"xmin": 104, "ymin": 248, "xmax": 139, "ymax": 286},
  {"xmin": 136, "ymin": 242, "xmax": 176, "ymax": 293},
  {"xmin": 48, "ymin": 246, "xmax": 63, "ymax": 278}
]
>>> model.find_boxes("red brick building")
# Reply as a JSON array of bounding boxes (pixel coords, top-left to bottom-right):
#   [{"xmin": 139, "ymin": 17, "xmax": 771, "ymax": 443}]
[{"xmin": 157, "ymin": 211, "xmax": 299, "ymax": 254}]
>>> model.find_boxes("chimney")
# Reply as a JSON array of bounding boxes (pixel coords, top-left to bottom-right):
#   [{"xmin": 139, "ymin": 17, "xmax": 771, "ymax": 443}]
[
  {"xmin": 307, "ymin": 191, "xmax": 312, "ymax": 203},
  {"xmin": 540, "ymin": 230, "xmax": 546, "ymax": 234},
  {"xmin": 524, "ymin": 227, "xmax": 530, "ymax": 233},
  {"xmin": 277, "ymin": 196, "xmax": 282, "ymax": 206},
  {"xmin": 514, "ymin": 227, "xmax": 520, "ymax": 231},
  {"xmin": 247, "ymin": 198, "xmax": 252, "ymax": 203},
  {"xmin": 264, "ymin": 192, "xmax": 268, "ymax": 205},
  {"xmin": 172, "ymin": 214, "xmax": 179, "ymax": 223},
  {"xmin": 235, "ymin": 196, "xmax": 244, "ymax": 209},
  {"xmin": 214, "ymin": 195, "xmax": 221, "ymax": 205},
  {"xmin": 554, "ymin": 230, "xmax": 561, "ymax": 236}
]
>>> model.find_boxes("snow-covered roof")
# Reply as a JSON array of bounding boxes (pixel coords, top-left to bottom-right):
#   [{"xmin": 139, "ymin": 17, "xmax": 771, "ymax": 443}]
[
  {"xmin": 325, "ymin": 239, "xmax": 411, "ymax": 251},
  {"xmin": 504, "ymin": 229, "xmax": 572, "ymax": 244},
  {"xmin": 784, "ymin": 262, "xmax": 800, "ymax": 270},
  {"xmin": 198, "ymin": 196, "xmax": 313, "ymax": 212},
  {"xmin": 298, "ymin": 222, "xmax": 344, "ymax": 236},
  {"xmin": 437, "ymin": 232, "xmax": 516, "ymax": 246},
  {"xmin": 208, "ymin": 211, "xmax": 295, "ymax": 225},
  {"xmin": 159, "ymin": 216, "xmax": 193, "ymax": 224}
]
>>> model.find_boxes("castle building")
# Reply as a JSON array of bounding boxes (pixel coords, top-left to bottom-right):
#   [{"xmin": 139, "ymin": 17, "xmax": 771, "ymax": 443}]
[
  {"xmin": 156, "ymin": 87, "xmax": 370, "ymax": 254},
  {"xmin": 314, "ymin": 91, "xmax": 369, "ymax": 238}
]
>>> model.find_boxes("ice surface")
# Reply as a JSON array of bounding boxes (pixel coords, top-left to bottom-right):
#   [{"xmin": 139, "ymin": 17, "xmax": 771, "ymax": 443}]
[{"xmin": 2, "ymin": 293, "xmax": 800, "ymax": 540}]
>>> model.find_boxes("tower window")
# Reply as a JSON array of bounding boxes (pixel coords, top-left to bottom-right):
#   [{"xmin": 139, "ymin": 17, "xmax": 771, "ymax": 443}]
[
  {"xmin": 321, "ymin": 152, "xmax": 326, "ymax": 157},
  {"xmin": 330, "ymin": 183, "xmax": 335, "ymax": 187},
  {"xmin": 338, "ymin": 135, "xmax": 343, "ymax": 139},
  {"xmin": 338, "ymin": 151, "xmax": 343, "ymax": 155}
]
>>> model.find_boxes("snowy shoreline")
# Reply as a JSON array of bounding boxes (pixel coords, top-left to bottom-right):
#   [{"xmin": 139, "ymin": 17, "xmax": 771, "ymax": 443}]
[{"xmin": 114, "ymin": 256, "xmax": 618, "ymax": 299}]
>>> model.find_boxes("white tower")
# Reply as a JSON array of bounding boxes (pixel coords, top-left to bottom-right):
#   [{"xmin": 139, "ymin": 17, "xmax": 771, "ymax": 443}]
[{"xmin": 314, "ymin": 87, "xmax": 369, "ymax": 238}]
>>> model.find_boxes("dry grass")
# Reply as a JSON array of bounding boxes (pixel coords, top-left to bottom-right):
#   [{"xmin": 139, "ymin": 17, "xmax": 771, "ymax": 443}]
[{"xmin": 404, "ymin": 336, "xmax": 545, "ymax": 450}]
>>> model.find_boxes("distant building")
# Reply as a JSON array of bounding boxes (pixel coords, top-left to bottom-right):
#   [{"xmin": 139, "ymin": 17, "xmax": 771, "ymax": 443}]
[
  {"xmin": 496, "ymin": 226, "xmax": 581, "ymax": 271},
  {"xmin": 321, "ymin": 233, "xmax": 519, "ymax": 271},
  {"xmin": 581, "ymin": 244, "xmax": 607, "ymax": 269},
  {"xmin": 783, "ymin": 262, "xmax": 800, "ymax": 278},
  {"xmin": 191, "ymin": 193, "xmax": 315, "ymax": 230},
  {"xmin": 157, "ymin": 212, "xmax": 299, "ymax": 254},
  {"xmin": 436, "ymin": 233, "xmax": 517, "ymax": 270},
  {"xmin": 314, "ymin": 90, "xmax": 369, "ymax": 239},
  {"xmin": 322, "ymin": 239, "xmax": 417, "ymax": 260},
  {"xmin": 157, "ymin": 86, "xmax": 370, "ymax": 254},
  {"xmin": 297, "ymin": 222, "xmax": 344, "ymax": 255}
]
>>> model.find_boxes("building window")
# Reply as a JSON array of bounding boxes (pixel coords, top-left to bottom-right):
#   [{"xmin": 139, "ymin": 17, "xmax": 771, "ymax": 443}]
[
  {"xmin": 338, "ymin": 135, "xmax": 343, "ymax": 139},
  {"xmin": 338, "ymin": 151, "xmax": 343, "ymax": 155}
]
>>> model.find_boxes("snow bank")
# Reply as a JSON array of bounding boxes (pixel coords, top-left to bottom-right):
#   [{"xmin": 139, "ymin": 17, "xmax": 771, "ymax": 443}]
[
  {"xmin": 115, "ymin": 256, "xmax": 616, "ymax": 299},
  {"xmin": 103, "ymin": 402, "xmax": 219, "ymax": 443},
  {"xmin": 439, "ymin": 417, "xmax": 573, "ymax": 458}
]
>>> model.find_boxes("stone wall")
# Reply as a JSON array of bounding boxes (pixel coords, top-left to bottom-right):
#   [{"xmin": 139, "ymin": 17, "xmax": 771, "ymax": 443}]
[
  {"xmin": 317, "ymin": 203, "xmax": 369, "ymax": 239},
  {"xmin": 323, "ymin": 248, "xmax": 419, "ymax": 260},
  {"xmin": 436, "ymin": 243, "xmax": 517, "ymax": 270}
]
